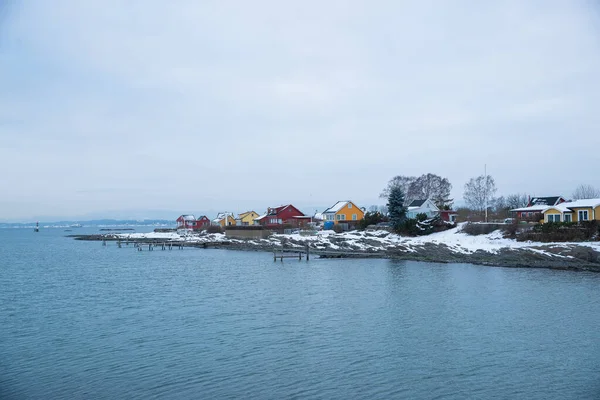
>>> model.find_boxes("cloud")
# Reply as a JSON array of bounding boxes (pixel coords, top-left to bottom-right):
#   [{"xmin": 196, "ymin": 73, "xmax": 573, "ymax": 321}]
[{"xmin": 1, "ymin": 0, "xmax": 600, "ymax": 220}]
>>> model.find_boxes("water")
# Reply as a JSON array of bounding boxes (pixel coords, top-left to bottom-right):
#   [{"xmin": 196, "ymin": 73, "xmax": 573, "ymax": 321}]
[{"xmin": 1, "ymin": 228, "xmax": 599, "ymax": 399}]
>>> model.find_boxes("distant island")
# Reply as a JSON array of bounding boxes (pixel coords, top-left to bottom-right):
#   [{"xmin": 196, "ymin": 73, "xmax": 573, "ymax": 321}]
[{"xmin": 0, "ymin": 219, "xmax": 175, "ymax": 229}]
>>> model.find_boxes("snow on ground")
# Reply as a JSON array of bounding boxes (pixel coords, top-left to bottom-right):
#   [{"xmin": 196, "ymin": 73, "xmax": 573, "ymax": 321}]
[
  {"xmin": 273, "ymin": 225, "xmax": 600, "ymax": 256},
  {"xmin": 115, "ymin": 231, "xmax": 227, "ymax": 243},
  {"xmin": 112, "ymin": 224, "xmax": 600, "ymax": 257}
]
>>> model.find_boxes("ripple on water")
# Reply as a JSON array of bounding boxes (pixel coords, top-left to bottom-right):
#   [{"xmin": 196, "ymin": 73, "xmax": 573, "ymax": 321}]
[{"xmin": 1, "ymin": 230, "xmax": 600, "ymax": 399}]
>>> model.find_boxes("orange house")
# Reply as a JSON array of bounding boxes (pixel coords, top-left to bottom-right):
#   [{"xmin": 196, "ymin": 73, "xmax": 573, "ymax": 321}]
[{"xmin": 322, "ymin": 201, "xmax": 365, "ymax": 225}]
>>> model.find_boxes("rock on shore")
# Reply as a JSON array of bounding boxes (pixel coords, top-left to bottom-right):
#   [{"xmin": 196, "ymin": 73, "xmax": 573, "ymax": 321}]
[{"xmin": 69, "ymin": 227, "xmax": 600, "ymax": 272}]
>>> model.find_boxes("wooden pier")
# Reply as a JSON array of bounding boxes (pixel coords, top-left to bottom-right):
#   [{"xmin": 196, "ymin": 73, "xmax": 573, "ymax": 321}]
[{"xmin": 94, "ymin": 236, "xmax": 380, "ymax": 259}]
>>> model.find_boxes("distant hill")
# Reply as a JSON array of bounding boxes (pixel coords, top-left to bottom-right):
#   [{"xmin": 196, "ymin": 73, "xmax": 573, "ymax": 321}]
[{"xmin": 0, "ymin": 219, "xmax": 175, "ymax": 228}]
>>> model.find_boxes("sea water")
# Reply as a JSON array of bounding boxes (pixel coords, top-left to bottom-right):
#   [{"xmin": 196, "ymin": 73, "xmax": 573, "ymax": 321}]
[{"xmin": 1, "ymin": 228, "xmax": 599, "ymax": 399}]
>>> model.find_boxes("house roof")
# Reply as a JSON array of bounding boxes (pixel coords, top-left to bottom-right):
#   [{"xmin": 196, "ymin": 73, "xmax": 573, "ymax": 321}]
[
  {"xmin": 213, "ymin": 212, "xmax": 234, "ymax": 222},
  {"xmin": 407, "ymin": 199, "xmax": 439, "ymax": 212},
  {"xmin": 529, "ymin": 196, "xmax": 565, "ymax": 207},
  {"xmin": 511, "ymin": 205, "xmax": 548, "ymax": 212},
  {"xmin": 323, "ymin": 201, "xmax": 363, "ymax": 214},
  {"xmin": 408, "ymin": 199, "xmax": 427, "ymax": 207},
  {"xmin": 514, "ymin": 198, "xmax": 600, "ymax": 214},
  {"xmin": 266, "ymin": 205, "xmax": 288, "ymax": 215},
  {"xmin": 238, "ymin": 211, "xmax": 257, "ymax": 218},
  {"xmin": 323, "ymin": 201, "xmax": 350, "ymax": 214},
  {"xmin": 560, "ymin": 198, "xmax": 600, "ymax": 209},
  {"xmin": 265, "ymin": 204, "xmax": 305, "ymax": 216},
  {"xmin": 544, "ymin": 204, "xmax": 573, "ymax": 213},
  {"xmin": 178, "ymin": 214, "xmax": 196, "ymax": 221},
  {"xmin": 196, "ymin": 215, "xmax": 209, "ymax": 221}
]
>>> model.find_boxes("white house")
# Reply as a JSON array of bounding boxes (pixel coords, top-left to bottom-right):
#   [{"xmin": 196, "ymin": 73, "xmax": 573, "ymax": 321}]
[{"xmin": 406, "ymin": 199, "xmax": 439, "ymax": 219}]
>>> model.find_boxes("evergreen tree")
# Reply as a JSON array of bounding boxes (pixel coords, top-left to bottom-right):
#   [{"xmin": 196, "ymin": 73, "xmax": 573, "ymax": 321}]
[{"xmin": 387, "ymin": 186, "xmax": 407, "ymax": 232}]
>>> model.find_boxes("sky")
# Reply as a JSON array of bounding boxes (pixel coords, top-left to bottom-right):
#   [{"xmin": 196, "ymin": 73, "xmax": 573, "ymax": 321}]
[{"xmin": 1, "ymin": 1, "xmax": 600, "ymax": 222}]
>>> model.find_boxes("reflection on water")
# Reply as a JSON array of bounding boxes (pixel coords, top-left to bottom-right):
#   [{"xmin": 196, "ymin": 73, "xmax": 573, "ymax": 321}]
[{"xmin": 1, "ymin": 228, "xmax": 599, "ymax": 399}]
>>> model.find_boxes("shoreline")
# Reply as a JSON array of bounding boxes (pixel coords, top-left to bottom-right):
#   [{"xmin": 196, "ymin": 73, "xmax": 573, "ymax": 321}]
[{"xmin": 69, "ymin": 229, "xmax": 600, "ymax": 272}]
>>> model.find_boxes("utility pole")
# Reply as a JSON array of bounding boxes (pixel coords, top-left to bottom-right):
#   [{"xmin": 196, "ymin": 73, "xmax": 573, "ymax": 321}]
[{"xmin": 484, "ymin": 164, "xmax": 488, "ymax": 223}]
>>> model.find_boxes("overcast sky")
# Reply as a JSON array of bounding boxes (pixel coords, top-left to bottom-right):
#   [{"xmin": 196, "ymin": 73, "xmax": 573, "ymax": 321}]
[{"xmin": 1, "ymin": 1, "xmax": 600, "ymax": 221}]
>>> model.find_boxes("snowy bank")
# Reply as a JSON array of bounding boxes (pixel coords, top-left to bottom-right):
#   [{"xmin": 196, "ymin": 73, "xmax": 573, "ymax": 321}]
[{"xmin": 71, "ymin": 226, "xmax": 600, "ymax": 271}]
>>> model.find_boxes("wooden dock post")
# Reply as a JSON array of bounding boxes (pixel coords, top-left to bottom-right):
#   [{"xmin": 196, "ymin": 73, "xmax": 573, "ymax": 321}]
[
  {"xmin": 117, "ymin": 241, "xmax": 122, "ymax": 248},
  {"xmin": 102, "ymin": 239, "xmax": 106, "ymax": 246},
  {"xmin": 305, "ymin": 244, "xmax": 310, "ymax": 261}
]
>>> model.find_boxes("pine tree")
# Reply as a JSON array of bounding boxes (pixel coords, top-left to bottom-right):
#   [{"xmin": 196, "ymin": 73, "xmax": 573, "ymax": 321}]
[{"xmin": 387, "ymin": 186, "xmax": 407, "ymax": 232}]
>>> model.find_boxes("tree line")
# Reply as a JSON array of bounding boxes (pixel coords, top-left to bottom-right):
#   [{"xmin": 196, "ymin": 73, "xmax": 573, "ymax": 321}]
[{"xmin": 362, "ymin": 173, "xmax": 600, "ymax": 229}]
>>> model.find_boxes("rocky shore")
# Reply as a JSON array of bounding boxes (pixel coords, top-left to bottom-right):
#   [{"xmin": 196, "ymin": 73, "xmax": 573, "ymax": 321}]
[{"xmin": 69, "ymin": 227, "xmax": 600, "ymax": 272}]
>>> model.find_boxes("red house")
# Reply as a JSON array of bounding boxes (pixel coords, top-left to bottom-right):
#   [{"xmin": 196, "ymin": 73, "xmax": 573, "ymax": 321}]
[
  {"xmin": 439, "ymin": 210, "xmax": 458, "ymax": 223},
  {"xmin": 176, "ymin": 215, "xmax": 196, "ymax": 230},
  {"xmin": 511, "ymin": 196, "xmax": 567, "ymax": 220},
  {"xmin": 196, "ymin": 216, "xmax": 210, "ymax": 230},
  {"xmin": 255, "ymin": 204, "xmax": 309, "ymax": 228}
]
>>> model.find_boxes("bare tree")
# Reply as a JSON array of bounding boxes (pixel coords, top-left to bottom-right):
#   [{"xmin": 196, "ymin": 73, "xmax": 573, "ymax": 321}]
[
  {"xmin": 407, "ymin": 173, "xmax": 452, "ymax": 207},
  {"xmin": 572, "ymin": 184, "xmax": 600, "ymax": 200},
  {"xmin": 505, "ymin": 193, "xmax": 529, "ymax": 209},
  {"xmin": 463, "ymin": 175, "xmax": 497, "ymax": 219},
  {"xmin": 380, "ymin": 176, "xmax": 416, "ymax": 199},
  {"xmin": 493, "ymin": 196, "xmax": 507, "ymax": 213},
  {"xmin": 380, "ymin": 173, "xmax": 452, "ymax": 207}
]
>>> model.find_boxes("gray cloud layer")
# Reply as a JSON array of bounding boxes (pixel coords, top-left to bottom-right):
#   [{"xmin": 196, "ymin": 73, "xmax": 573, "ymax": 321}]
[{"xmin": 1, "ymin": 1, "xmax": 599, "ymax": 221}]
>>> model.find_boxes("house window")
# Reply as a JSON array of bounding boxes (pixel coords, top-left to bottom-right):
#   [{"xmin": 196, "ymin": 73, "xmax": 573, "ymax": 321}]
[
  {"xmin": 352, "ymin": 214, "xmax": 357, "ymax": 220},
  {"xmin": 578, "ymin": 210, "xmax": 589, "ymax": 221},
  {"xmin": 336, "ymin": 214, "xmax": 346, "ymax": 221},
  {"xmin": 564, "ymin": 214, "xmax": 572, "ymax": 223},
  {"xmin": 348, "ymin": 203, "xmax": 352, "ymax": 209},
  {"xmin": 527, "ymin": 212, "xmax": 533, "ymax": 217},
  {"xmin": 547, "ymin": 214, "xmax": 560, "ymax": 223}
]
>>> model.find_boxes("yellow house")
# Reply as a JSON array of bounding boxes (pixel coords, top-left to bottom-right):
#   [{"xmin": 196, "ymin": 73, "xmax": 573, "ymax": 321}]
[
  {"xmin": 213, "ymin": 213, "xmax": 236, "ymax": 227},
  {"xmin": 238, "ymin": 211, "xmax": 259, "ymax": 226},
  {"xmin": 322, "ymin": 201, "xmax": 365, "ymax": 225},
  {"xmin": 541, "ymin": 199, "xmax": 600, "ymax": 223}
]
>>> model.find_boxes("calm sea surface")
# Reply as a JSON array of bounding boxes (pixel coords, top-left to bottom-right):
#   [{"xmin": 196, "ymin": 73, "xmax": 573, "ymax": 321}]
[{"xmin": 1, "ymin": 227, "xmax": 599, "ymax": 399}]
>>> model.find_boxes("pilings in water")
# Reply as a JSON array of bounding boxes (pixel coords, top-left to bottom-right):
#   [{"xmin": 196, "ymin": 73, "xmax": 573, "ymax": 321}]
[
  {"xmin": 104, "ymin": 240, "xmax": 184, "ymax": 251},
  {"xmin": 273, "ymin": 246, "xmax": 311, "ymax": 262}
]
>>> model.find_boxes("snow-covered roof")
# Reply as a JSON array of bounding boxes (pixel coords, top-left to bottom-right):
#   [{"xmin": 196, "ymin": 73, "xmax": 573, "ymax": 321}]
[
  {"xmin": 545, "ymin": 204, "xmax": 573, "ymax": 213},
  {"xmin": 407, "ymin": 199, "xmax": 439, "ymax": 212},
  {"xmin": 560, "ymin": 198, "xmax": 600, "ymax": 209},
  {"xmin": 178, "ymin": 214, "xmax": 196, "ymax": 221},
  {"xmin": 510, "ymin": 205, "xmax": 548, "ymax": 212},
  {"xmin": 213, "ymin": 212, "xmax": 233, "ymax": 222},
  {"xmin": 529, "ymin": 196, "xmax": 566, "ymax": 207},
  {"xmin": 513, "ymin": 198, "xmax": 600, "ymax": 213},
  {"xmin": 254, "ymin": 214, "xmax": 267, "ymax": 221},
  {"xmin": 313, "ymin": 212, "xmax": 324, "ymax": 220},
  {"xmin": 323, "ymin": 201, "xmax": 350, "ymax": 214}
]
